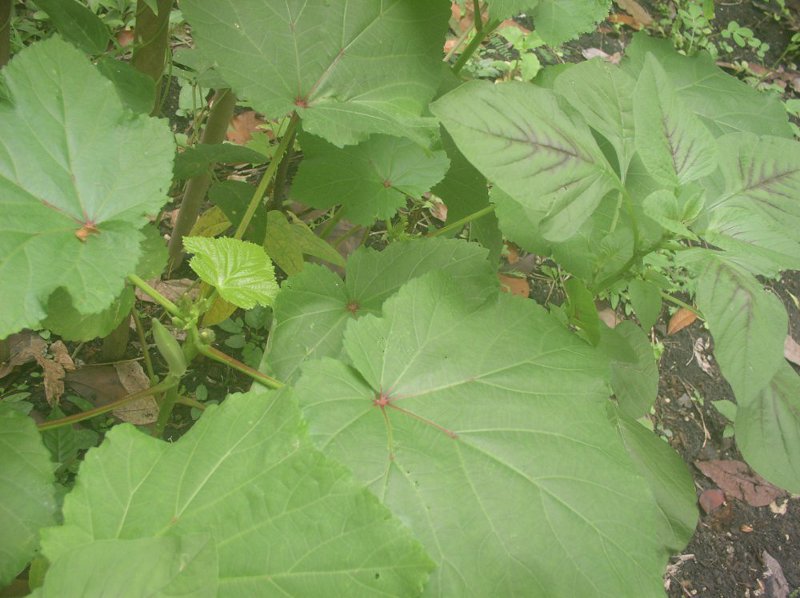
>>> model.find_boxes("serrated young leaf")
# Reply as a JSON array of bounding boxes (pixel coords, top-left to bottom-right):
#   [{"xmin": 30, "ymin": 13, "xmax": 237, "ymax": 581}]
[
  {"xmin": 292, "ymin": 134, "xmax": 449, "ymax": 225},
  {"xmin": 735, "ymin": 364, "xmax": 800, "ymax": 493},
  {"xmin": 261, "ymin": 238, "xmax": 498, "ymax": 382},
  {"xmin": 431, "ymin": 80, "xmax": 620, "ymax": 241},
  {"xmin": 264, "ymin": 210, "xmax": 345, "ymax": 276},
  {"xmin": 531, "ymin": 0, "xmax": 612, "ymax": 46},
  {"xmin": 184, "ymin": 236, "xmax": 278, "ymax": 309},
  {"xmin": 555, "ymin": 59, "xmax": 636, "ymax": 179},
  {"xmin": 634, "ymin": 54, "xmax": 717, "ymax": 187},
  {"xmin": 0, "ymin": 406, "xmax": 57, "ymax": 585},
  {"xmin": 623, "ymin": 34, "xmax": 793, "ymax": 138},
  {"xmin": 40, "ymin": 389, "xmax": 433, "ymax": 595},
  {"xmin": 35, "ymin": 0, "xmax": 110, "ymax": 55},
  {"xmin": 693, "ymin": 253, "xmax": 787, "ymax": 403},
  {"xmin": 702, "ymin": 133, "xmax": 800, "ymax": 275},
  {"xmin": 181, "ymin": 0, "xmax": 449, "ymax": 146},
  {"xmin": 0, "ymin": 37, "xmax": 174, "ymax": 339},
  {"xmin": 295, "ymin": 272, "xmax": 687, "ymax": 596},
  {"xmin": 32, "ymin": 534, "xmax": 218, "ymax": 598}
]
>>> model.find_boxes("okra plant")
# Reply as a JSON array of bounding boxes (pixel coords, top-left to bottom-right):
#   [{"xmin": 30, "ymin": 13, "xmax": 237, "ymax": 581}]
[{"xmin": 1, "ymin": 0, "xmax": 798, "ymax": 596}]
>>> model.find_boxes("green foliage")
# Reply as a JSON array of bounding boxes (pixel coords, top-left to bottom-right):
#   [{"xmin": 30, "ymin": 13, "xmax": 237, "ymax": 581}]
[{"xmin": 3, "ymin": 0, "xmax": 800, "ymax": 594}]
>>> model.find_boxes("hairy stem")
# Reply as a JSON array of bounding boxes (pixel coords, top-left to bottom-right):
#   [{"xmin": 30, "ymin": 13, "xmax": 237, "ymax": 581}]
[
  {"xmin": 195, "ymin": 343, "xmax": 284, "ymax": 390},
  {"xmin": 234, "ymin": 112, "xmax": 300, "ymax": 241},
  {"xmin": 131, "ymin": 0, "xmax": 173, "ymax": 115},
  {"xmin": 0, "ymin": 0, "xmax": 11, "ymax": 67},
  {"xmin": 37, "ymin": 378, "xmax": 177, "ymax": 431},
  {"xmin": 167, "ymin": 89, "xmax": 237, "ymax": 271},
  {"xmin": 451, "ymin": 19, "xmax": 499, "ymax": 75},
  {"xmin": 154, "ymin": 384, "xmax": 179, "ymax": 437},
  {"xmin": 427, "ymin": 204, "xmax": 495, "ymax": 238},
  {"xmin": 128, "ymin": 274, "xmax": 182, "ymax": 317}
]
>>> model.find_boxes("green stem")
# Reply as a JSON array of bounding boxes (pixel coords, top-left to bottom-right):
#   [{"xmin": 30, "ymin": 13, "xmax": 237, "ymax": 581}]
[
  {"xmin": 452, "ymin": 19, "xmax": 499, "ymax": 75},
  {"xmin": 131, "ymin": 0, "xmax": 173, "ymax": 115},
  {"xmin": 128, "ymin": 274, "xmax": 181, "ymax": 317},
  {"xmin": 472, "ymin": 0, "xmax": 483, "ymax": 33},
  {"xmin": 38, "ymin": 378, "xmax": 176, "ymax": 431},
  {"xmin": 317, "ymin": 207, "xmax": 344, "ymax": 240},
  {"xmin": 195, "ymin": 343, "xmax": 284, "ymax": 389},
  {"xmin": 177, "ymin": 396, "xmax": 206, "ymax": 410},
  {"xmin": 234, "ymin": 112, "xmax": 300, "ymax": 241},
  {"xmin": 131, "ymin": 307, "xmax": 156, "ymax": 382},
  {"xmin": 0, "ymin": 0, "xmax": 11, "ymax": 68},
  {"xmin": 661, "ymin": 291, "xmax": 702, "ymax": 316},
  {"xmin": 167, "ymin": 88, "xmax": 237, "ymax": 271},
  {"xmin": 593, "ymin": 235, "xmax": 670, "ymax": 293},
  {"xmin": 427, "ymin": 204, "xmax": 495, "ymax": 238},
  {"xmin": 267, "ymin": 126, "xmax": 297, "ymax": 211},
  {"xmin": 154, "ymin": 384, "xmax": 179, "ymax": 437}
]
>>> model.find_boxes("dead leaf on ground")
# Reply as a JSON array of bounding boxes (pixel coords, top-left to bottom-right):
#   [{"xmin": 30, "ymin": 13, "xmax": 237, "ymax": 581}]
[
  {"xmin": 598, "ymin": 307, "xmax": 622, "ymax": 328},
  {"xmin": 695, "ymin": 460, "xmax": 785, "ymax": 507},
  {"xmin": 784, "ymin": 335, "xmax": 800, "ymax": 367},
  {"xmin": 762, "ymin": 550, "xmax": 790, "ymax": 598},
  {"xmin": 692, "ymin": 336, "xmax": 715, "ymax": 376},
  {"xmin": 667, "ymin": 307, "xmax": 698, "ymax": 335},
  {"xmin": 0, "ymin": 333, "xmax": 74, "ymax": 405},
  {"xmin": 698, "ymin": 488, "xmax": 726, "ymax": 514},
  {"xmin": 504, "ymin": 242, "xmax": 520, "ymax": 265},
  {"xmin": 615, "ymin": 0, "xmax": 653, "ymax": 26},
  {"xmin": 66, "ymin": 362, "xmax": 158, "ymax": 425},
  {"xmin": 135, "ymin": 278, "xmax": 198, "ymax": 305},
  {"xmin": 581, "ymin": 48, "xmax": 622, "ymax": 64},
  {"xmin": 498, "ymin": 274, "xmax": 530, "ymax": 298},
  {"xmin": 429, "ymin": 198, "xmax": 448, "ymax": 222},
  {"xmin": 227, "ymin": 111, "xmax": 266, "ymax": 145}
]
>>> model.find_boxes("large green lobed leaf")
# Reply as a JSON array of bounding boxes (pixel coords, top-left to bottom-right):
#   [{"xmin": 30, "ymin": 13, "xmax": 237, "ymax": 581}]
[
  {"xmin": 295, "ymin": 272, "xmax": 693, "ymax": 596},
  {"xmin": 0, "ymin": 406, "xmax": 57, "ymax": 585},
  {"xmin": 40, "ymin": 389, "xmax": 433, "ymax": 596},
  {"xmin": 261, "ymin": 238, "xmax": 498, "ymax": 383},
  {"xmin": 0, "ymin": 36, "xmax": 174, "ymax": 339},
  {"xmin": 291, "ymin": 133, "xmax": 450, "ymax": 225},
  {"xmin": 431, "ymin": 80, "xmax": 620, "ymax": 241},
  {"xmin": 181, "ymin": 0, "xmax": 449, "ymax": 146}
]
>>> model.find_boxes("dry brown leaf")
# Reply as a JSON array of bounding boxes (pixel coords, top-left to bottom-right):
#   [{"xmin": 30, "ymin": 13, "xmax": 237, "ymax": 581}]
[
  {"xmin": 429, "ymin": 198, "xmax": 448, "ymax": 223},
  {"xmin": 667, "ymin": 307, "xmax": 698, "ymax": 335},
  {"xmin": 227, "ymin": 111, "xmax": 265, "ymax": 145},
  {"xmin": 698, "ymin": 488, "xmax": 726, "ymax": 514},
  {"xmin": 498, "ymin": 274, "xmax": 530, "ymax": 298},
  {"xmin": 504, "ymin": 242, "xmax": 520, "ymax": 265},
  {"xmin": 0, "ymin": 332, "xmax": 47, "ymax": 378},
  {"xmin": 598, "ymin": 307, "xmax": 622, "ymax": 328},
  {"xmin": 135, "ymin": 278, "xmax": 198, "ymax": 305},
  {"xmin": 581, "ymin": 48, "xmax": 622, "ymax": 64},
  {"xmin": 695, "ymin": 460, "xmax": 785, "ymax": 507},
  {"xmin": 615, "ymin": 0, "xmax": 653, "ymax": 26},
  {"xmin": 66, "ymin": 362, "xmax": 158, "ymax": 425},
  {"xmin": 762, "ymin": 550, "xmax": 790, "ymax": 598},
  {"xmin": 113, "ymin": 361, "xmax": 158, "ymax": 425},
  {"xmin": 692, "ymin": 336, "xmax": 715, "ymax": 376},
  {"xmin": 784, "ymin": 335, "xmax": 800, "ymax": 367}
]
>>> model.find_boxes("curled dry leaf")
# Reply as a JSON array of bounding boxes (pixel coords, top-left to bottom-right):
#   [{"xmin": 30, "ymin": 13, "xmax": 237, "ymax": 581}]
[
  {"xmin": 113, "ymin": 361, "xmax": 158, "ymax": 425},
  {"xmin": 498, "ymin": 274, "xmax": 530, "ymax": 298},
  {"xmin": 0, "ymin": 333, "xmax": 74, "ymax": 405},
  {"xmin": 227, "ymin": 110, "xmax": 266, "ymax": 145},
  {"xmin": 581, "ymin": 48, "xmax": 622, "ymax": 64},
  {"xmin": 66, "ymin": 362, "xmax": 157, "ymax": 425},
  {"xmin": 692, "ymin": 336, "xmax": 715, "ymax": 376},
  {"xmin": 615, "ymin": 0, "xmax": 653, "ymax": 26},
  {"xmin": 695, "ymin": 460, "xmax": 785, "ymax": 507},
  {"xmin": 0, "ymin": 331, "xmax": 47, "ymax": 378},
  {"xmin": 698, "ymin": 488, "xmax": 726, "ymax": 514},
  {"xmin": 762, "ymin": 550, "xmax": 790, "ymax": 598},
  {"xmin": 135, "ymin": 278, "xmax": 198, "ymax": 305},
  {"xmin": 668, "ymin": 307, "xmax": 698, "ymax": 335}
]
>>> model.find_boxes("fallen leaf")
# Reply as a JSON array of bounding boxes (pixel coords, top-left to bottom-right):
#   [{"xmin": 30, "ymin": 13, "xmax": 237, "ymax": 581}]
[
  {"xmin": 692, "ymin": 336, "xmax": 715, "ymax": 376},
  {"xmin": 66, "ymin": 362, "xmax": 157, "ymax": 425},
  {"xmin": 429, "ymin": 198, "xmax": 448, "ymax": 222},
  {"xmin": 498, "ymin": 274, "xmax": 530, "ymax": 298},
  {"xmin": 227, "ymin": 110, "xmax": 265, "ymax": 145},
  {"xmin": 762, "ymin": 550, "xmax": 790, "ymax": 598},
  {"xmin": 581, "ymin": 48, "xmax": 622, "ymax": 64},
  {"xmin": 113, "ymin": 361, "xmax": 158, "ymax": 425},
  {"xmin": 699, "ymin": 488, "xmax": 726, "ymax": 514},
  {"xmin": 615, "ymin": 0, "xmax": 653, "ymax": 26},
  {"xmin": 769, "ymin": 499, "xmax": 788, "ymax": 515},
  {"xmin": 784, "ymin": 335, "xmax": 800, "ymax": 367},
  {"xmin": 0, "ymin": 331, "xmax": 47, "ymax": 378},
  {"xmin": 504, "ymin": 242, "xmax": 520, "ymax": 265},
  {"xmin": 695, "ymin": 460, "xmax": 785, "ymax": 507},
  {"xmin": 0, "ymin": 333, "xmax": 74, "ymax": 406},
  {"xmin": 667, "ymin": 307, "xmax": 698, "ymax": 335},
  {"xmin": 597, "ymin": 307, "xmax": 622, "ymax": 328}
]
